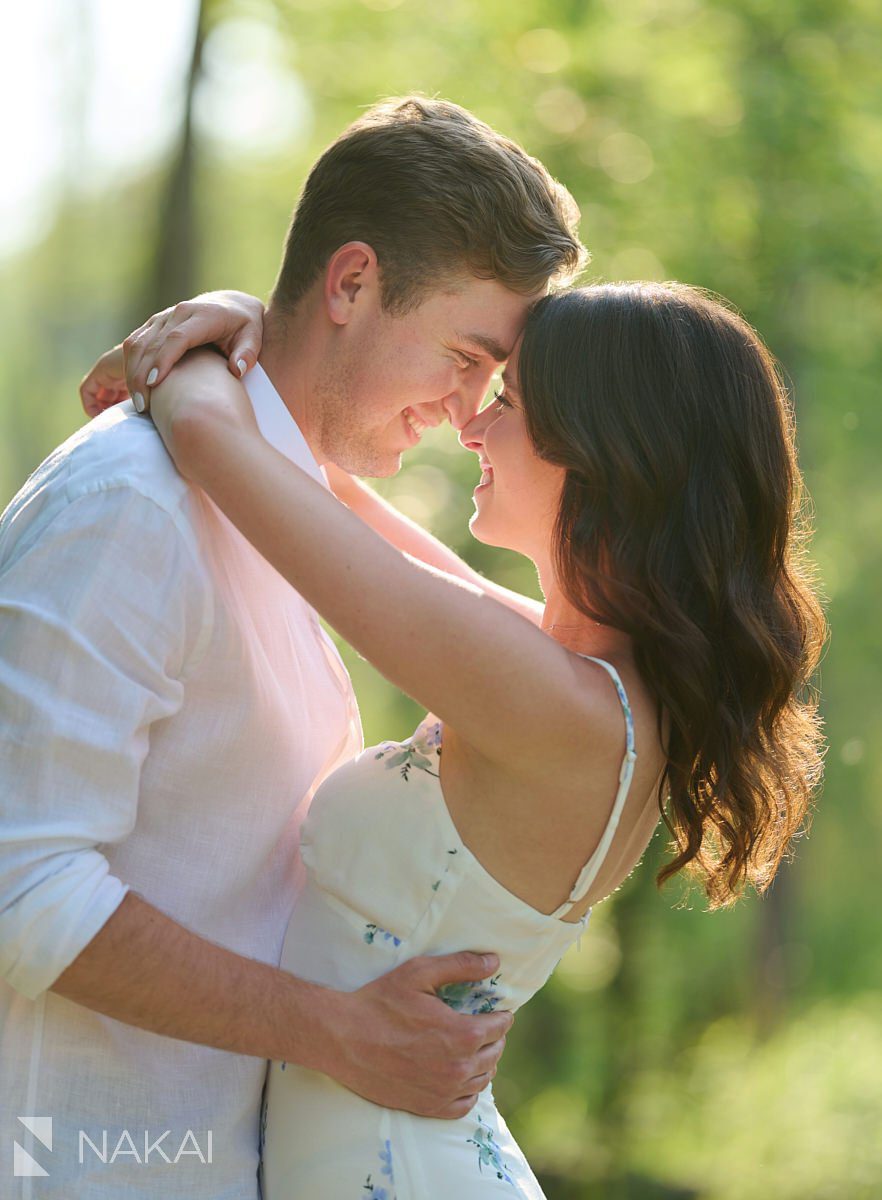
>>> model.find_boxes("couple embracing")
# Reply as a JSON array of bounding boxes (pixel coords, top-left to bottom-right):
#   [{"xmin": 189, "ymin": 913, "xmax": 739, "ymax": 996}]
[{"xmin": 0, "ymin": 96, "xmax": 824, "ymax": 1198}]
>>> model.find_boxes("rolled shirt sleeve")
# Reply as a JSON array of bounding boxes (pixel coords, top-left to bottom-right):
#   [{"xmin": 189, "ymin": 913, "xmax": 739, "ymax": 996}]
[{"xmin": 0, "ymin": 482, "xmax": 210, "ymax": 999}]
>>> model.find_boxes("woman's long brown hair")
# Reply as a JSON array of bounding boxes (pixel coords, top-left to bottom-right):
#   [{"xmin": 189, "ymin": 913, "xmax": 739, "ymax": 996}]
[{"xmin": 519, "ymin": 282, "xmax": 826, "ymax": 909}]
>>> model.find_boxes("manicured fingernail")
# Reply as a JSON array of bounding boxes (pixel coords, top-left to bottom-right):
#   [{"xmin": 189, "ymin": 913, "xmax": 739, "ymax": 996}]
[
  {"xmin": 133, "ymin": 392, "xmax": 145, "ymax": 413},
  {"xmin": 236, "ymin": 358, "xmax": 248, "ymax": 378},
  {"xmin": 481, "ymin": 955, "xmax": 496, "ymax": 973},
  {"xmin": 146, "ymin": 368, "xmax": 158, "ymax": 386}
]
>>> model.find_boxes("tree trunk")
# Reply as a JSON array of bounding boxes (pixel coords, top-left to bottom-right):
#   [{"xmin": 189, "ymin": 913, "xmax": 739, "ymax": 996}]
[{"xmin": 140, "ymin": 0, "xmax": 209, "ymax": 319}]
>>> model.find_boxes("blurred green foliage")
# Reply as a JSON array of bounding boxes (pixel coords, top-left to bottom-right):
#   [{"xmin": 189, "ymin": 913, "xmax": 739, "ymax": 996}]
[{"xmin": 2, "ymin": 1, "xmax": 880, "ymax": 1195}]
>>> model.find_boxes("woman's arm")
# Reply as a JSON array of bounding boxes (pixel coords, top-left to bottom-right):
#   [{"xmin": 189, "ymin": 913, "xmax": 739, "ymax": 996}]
[
  {"xmin": 77, "ymin": 292, "xmax": 541, "ymax": 624},
  {"xmin": 325, "ymin": 464, "xmax": 544, "ymax": 626},
  {"xmin": 150, "ymin": 354, "xmax": 597, "ymax": 772},
  {"xmin": 79, "ymin": 291, "xmax": 265, "ymax": 418}
]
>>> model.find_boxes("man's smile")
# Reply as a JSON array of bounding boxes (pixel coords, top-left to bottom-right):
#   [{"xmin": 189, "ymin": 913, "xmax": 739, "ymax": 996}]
[{"xmin": 403, "ymin": 407, "xmax": 429, "ymax": 442}]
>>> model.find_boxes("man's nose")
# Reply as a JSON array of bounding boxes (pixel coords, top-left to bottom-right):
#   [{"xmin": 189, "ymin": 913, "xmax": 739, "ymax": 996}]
[
  {"xmin": 441, "ymin": 392, "xmax": 477, "ymax": 432},
  {"xmin": 458, "ymin": 405, "xmax": 490, "ymax": 452},
  {"xmin": 443, "ymin": 371, "xmax": 494, "ymax": 431}
]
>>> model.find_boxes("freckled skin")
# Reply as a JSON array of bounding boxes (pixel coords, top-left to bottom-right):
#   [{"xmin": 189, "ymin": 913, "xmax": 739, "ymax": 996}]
[
  {"xmin": 313, "ymin": 281, "xmax": 539, "ymax": 477},
  {"xmin": 462, "ymin": 337, "xmax": 565, "ymax": 561}
]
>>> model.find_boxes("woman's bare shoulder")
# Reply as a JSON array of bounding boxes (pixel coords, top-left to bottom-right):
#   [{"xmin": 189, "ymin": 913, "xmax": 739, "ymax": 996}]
[{"xmin": 438, "ymin": 654, "xmax": 667, "ymax": 917}]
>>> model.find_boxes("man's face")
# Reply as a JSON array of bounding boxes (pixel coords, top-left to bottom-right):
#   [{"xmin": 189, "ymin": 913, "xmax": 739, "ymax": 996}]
[{"xmin": 314, "ymin": 277, "xmax": 542, "ymax": 477}]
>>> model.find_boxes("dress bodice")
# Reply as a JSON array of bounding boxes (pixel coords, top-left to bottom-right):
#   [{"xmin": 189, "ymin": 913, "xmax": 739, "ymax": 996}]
[
  {"xmin": 261, "ymin": 658, "xmax": 639, "ymax": 1198},
  {"xmin": 287, "ymin": 656, "xmax": 637, "ymax": 1015}
]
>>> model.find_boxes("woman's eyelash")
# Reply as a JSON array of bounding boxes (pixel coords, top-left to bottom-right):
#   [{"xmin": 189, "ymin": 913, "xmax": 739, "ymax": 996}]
[{"xmin": 494, "ymin": 388, "xmax": 512, "ymax": 408}]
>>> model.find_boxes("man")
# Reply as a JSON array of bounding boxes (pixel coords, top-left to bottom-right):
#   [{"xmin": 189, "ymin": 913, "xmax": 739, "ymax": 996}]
[{"xmin": 0, "ymin": 96, "xmax": 584, "ymax": 1196}]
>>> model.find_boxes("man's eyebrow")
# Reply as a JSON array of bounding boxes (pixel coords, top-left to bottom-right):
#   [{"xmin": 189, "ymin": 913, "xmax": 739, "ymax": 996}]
[{"xmin": 456, "ymin": 331, "xmax": 512, "ymax": 363}]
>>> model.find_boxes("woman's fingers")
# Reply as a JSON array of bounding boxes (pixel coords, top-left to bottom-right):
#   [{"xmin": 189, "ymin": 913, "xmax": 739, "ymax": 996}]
[
  {"xmin": 124, "ymin": 309, "xmax": 175, "ymax": 410},
  {"xmin": 79, "ymin": 344, "xmax": 128, "ymax": 417},
  {"xmin": 80, "ymin": 292, "xmax": 264, "ymax": 421},
  {"xmin": 133, "ymin": 320, "xmax": 205, "ymax": 409},
  {"xmin": 227, "ymin": 338, "xmax": 259, "ymax": 380},
  {"xmin": 120, "ymin": 291, "xmax": 266, "ymax": 411},
  {"xmin": 80, "ymin": 386, "xmax": 119, "ymax": 420},
  {"xmin": 214, "ymin": 290, "xmax": 265, "ymax": 373}
]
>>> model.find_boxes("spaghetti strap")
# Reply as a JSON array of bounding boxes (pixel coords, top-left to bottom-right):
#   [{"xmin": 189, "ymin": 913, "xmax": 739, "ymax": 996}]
[{"xmin": 550, "ymin": 655, "xmax": 638, "ymax": 918}]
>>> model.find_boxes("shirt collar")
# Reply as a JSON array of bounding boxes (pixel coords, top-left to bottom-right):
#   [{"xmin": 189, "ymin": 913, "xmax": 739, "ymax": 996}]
[{"xmin": 244, "ymin": 363, "xmax": 327, "ymax": 489}]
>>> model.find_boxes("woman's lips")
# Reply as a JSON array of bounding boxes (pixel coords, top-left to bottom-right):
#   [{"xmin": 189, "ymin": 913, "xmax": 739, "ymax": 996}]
[{"xmin": 474, "ymin": 460, "xmax": 494, "ymax": 491}]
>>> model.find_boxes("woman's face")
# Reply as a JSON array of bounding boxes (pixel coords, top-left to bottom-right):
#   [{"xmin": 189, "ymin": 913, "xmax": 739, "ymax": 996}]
[{"xmin": 459, "ymin": 337, "xmax": 565, "ymax": 563}]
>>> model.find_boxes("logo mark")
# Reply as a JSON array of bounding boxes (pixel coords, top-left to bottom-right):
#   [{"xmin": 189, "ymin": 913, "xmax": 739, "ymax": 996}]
[{"xmin": 14, "ymin": 1117, "xmax": 53, "ymax": 1177}]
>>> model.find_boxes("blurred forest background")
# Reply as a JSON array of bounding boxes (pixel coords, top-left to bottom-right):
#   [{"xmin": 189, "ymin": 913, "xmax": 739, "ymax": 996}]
[{"xmin": 2, "ymin": 1, "xmax": 880, "ymax": 1196}]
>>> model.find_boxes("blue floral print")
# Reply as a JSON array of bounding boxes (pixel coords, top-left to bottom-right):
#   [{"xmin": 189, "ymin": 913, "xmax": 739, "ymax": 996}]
[
  {"xmin": 373, "ymin": 718, "xmax": 442, "ymax": 781},
  {"xmin": 361, "ymin": 1138, "xmax": 396, "ymax": 1199},
  {"xmin": 363, "ymin": 923, "xmax": 402, "ymax": 947},
  {"xmin": 437, "ymin": 973, "xmax": 503, "ymax": 1014},
  {"xmin": 360, "ymin": 1175, "xmax": 389, "ymax": 1200},
  {"xmin": 378, "ymin": 1139, "xmax": 395, "ymax": 1183},
  {"xmin": 374, "ymin": 742, "xmax": 439, "ymax": 781},
  {"xmin": 420, "ymin": 720, "xmax": 443, "ymax": 751},
  {"xmin": 467, "ymin": 1117, "xmax": 514, "ymax": 1186}
]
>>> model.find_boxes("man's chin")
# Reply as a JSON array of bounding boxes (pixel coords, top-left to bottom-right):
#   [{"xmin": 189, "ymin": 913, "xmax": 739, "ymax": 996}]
[
  {"xmin": 354, "ymin": 457, "xmax": 402, "ymax": 480},
  {"xmin": 327, "ymin": 445, "xmax": 404, "ymax": 479},
  {"xmin": 370, "ymin": 454, "xmax": 404, "ymax": 479}
]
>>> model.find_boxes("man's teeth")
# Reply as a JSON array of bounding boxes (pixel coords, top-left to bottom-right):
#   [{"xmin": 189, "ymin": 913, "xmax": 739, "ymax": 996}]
[
  {"xmin": 404, "ymin": 410, "xmax": 427, "ymax": 438},
  {"xmin": 479, "ymin": 467, "xmax": 493, "ymax": 486}
]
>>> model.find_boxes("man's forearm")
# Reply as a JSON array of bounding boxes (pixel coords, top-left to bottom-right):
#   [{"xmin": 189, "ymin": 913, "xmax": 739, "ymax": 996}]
[
  {"xmin": 50, "ymin": 890, "xmax": 513, "ymax": 1119},
  {"xmin": 52, "ymin": 891, "xmax": 336, "ymax": 1068}
]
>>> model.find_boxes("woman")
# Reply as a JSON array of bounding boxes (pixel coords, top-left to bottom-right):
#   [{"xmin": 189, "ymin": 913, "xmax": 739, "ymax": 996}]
[{"xmin": 83, "ymin": 281, "xmax": 825, "ymax": 1197}]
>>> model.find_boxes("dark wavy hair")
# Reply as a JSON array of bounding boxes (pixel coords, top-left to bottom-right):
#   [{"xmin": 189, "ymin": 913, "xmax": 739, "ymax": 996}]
[{"xmin": 519, "ymin": 282, "xmax": 826, "ymax": 909}]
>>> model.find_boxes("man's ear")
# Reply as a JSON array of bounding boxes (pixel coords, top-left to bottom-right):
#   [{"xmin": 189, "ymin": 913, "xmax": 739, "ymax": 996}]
[{"xmin": 324, "ymin": 242, "xmax": 379, "ymax": 326}]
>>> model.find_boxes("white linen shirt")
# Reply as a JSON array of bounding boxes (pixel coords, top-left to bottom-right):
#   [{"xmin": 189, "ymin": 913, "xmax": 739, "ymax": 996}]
[{"xmin": 0, "ymin": 365, "xmax": 362, "ymax": 1198}]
